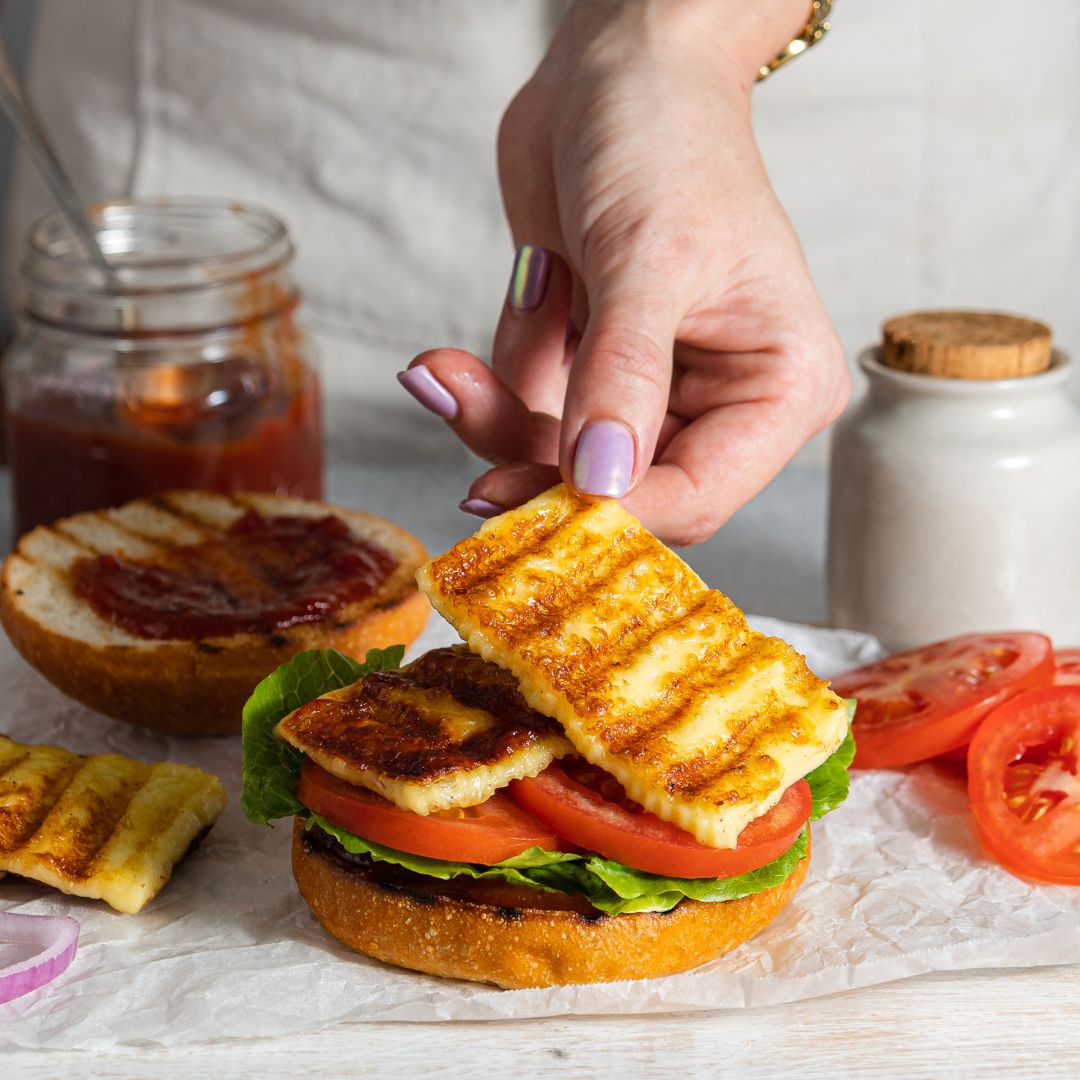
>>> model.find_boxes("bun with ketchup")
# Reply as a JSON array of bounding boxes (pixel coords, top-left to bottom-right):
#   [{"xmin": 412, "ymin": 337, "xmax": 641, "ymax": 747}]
[
  {"xmin": 0, "ymin": 491, "xmax": 428, "ymax": 735},
  {"xmin": 242, "ymin": 488, "xmax": 854, "ymax": 988}
]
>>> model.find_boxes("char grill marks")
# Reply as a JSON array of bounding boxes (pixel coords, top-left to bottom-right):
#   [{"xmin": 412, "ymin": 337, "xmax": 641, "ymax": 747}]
[
  {"xmin": 418, "ymin": 485, "xmax": 849, "ymax": 849},
  {"xmin": 0, "ymin": 735, "xmax": 226, "ymax": 913},
  {"xmin": 10, "ymin": 490, "xmax": 403, "ymax": 643},
  {"xmin": 276, "ymin": 647, "xmax": 572, "ymax": 815},
  {"xmin": 286, "ymin": 647, "xmax": 564, "ymax": 780}
]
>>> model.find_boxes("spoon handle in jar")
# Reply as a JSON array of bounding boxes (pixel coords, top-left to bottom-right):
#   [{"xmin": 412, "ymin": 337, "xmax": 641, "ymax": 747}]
[{"xmin": 0, "ymin": 26, "xmax": 112, "ymax": 273}]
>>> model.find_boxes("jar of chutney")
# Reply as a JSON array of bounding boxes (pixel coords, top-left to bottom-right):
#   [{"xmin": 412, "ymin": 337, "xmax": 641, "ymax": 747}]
[{"xmin": 4, "ymin": 198, "xmax": 323, "ymax": 537}]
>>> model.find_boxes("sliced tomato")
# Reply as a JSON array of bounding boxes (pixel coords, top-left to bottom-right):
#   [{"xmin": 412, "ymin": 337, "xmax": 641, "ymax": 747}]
[
  {"xmin": 968, "ymin": 685, "xmax": 1080, "ymax": 885},
  {"xmin": 1053, "ymin": 648, "xmax": 1080, "ymax": 687},
  {"xmin": 938, "ymin": 744, "xmax": 970, "ymax": 765},
  {"xmin": 834, "ymin": 632, "xmax": 1054, "ymax": 769},
  {"xmin": 297, "ymin": 761, "xmax": 560, "ymax": 864},
  {"xmin": 508, "ymin": 759, "xmax": 811, "ymax": 879}
]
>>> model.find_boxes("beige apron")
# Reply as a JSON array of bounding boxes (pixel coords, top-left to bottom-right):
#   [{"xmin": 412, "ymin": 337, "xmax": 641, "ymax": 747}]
[{"xmin": 7, "ymin": 0, "xmax": 1078, "ymax": 455}]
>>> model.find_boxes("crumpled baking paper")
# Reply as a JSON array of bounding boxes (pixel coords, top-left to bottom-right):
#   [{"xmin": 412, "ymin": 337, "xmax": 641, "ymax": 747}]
[{"xmin": 1, "ymin": 615, "xmax": 1078, "ymax": 1049}]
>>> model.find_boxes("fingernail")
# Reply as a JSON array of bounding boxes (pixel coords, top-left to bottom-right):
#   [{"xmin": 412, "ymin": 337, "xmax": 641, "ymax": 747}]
[
  {"xmin": 507, "ymin": 244, "xmax": 551, "ymax": 312},
  {"xmin": 396, "ymin": 367, "xmax": 458, "ymax": 421},
  {"xmin": 459, "ymin": 498, "xmax": 504, "ymax": 519},
  {"xmin": 572, "ymin": 420, "xmax": 635, "ymax": 498}
]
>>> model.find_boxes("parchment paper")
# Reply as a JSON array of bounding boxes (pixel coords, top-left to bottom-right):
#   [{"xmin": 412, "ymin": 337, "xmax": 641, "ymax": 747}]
[{"xmin": 2, "ymin": 615, "xmax": 1079, "ymax": 1050}]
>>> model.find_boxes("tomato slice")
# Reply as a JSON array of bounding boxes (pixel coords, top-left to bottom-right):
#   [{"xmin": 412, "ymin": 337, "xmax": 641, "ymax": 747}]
[
  {"xmin": 938, "ymin": 744, "xmax": 970, "ymax": 765},
  {"xmin": 1054, "ymin": 648, "xmax": 1080, "ymax": 687},
  {"xmin": 834, "ymin": 632, "xmax": 1054, "ymax": 769},
  {"xmin": 297, "ymin": 761, "xmax": 561, "ymax": 864},
  {"xmin": 508, "ymin": 759, "xmax": 811, "ymax": 879},
  {"xmin": 967, "ymin": 685, "xmax": 1080, "ymax": 885}
]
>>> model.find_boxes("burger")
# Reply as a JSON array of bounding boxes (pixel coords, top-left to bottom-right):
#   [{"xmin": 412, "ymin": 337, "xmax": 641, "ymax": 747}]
[{"xmin": 241, "ymin": 486, "xmax": 854, "ymax": 988}]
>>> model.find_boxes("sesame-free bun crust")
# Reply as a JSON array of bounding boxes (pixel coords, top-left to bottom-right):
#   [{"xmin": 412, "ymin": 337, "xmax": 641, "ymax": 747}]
[
  {"xmin": 0, "ymin": 491, "xmax": 429, "ymax": 736},
  {"xmin": 291, "ymin": 819, "xmax": 810, "ymax": 989}
]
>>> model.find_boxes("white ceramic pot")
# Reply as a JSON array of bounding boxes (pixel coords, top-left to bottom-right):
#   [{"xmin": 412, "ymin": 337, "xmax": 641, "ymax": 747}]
[{"xmin": 828, "ymin": 347, "xmax": 1080, "ymax": 651}]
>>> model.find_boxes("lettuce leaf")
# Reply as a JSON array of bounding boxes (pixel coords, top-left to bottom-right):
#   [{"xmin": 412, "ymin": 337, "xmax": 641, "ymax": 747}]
[
  {"xmin": 307, "ymin": 813, "xmax": 810, "ymax": 916},
  {"xmin": 580, "ymin": 830, "xmax": 809, "ymax": 911},
  {"xmin": 805, "ymin": 700, "xmax": 857, "ymax": 821},
  {"xmin": 242, "ymin": 647, "xmax": 854, "ymax": 915}
]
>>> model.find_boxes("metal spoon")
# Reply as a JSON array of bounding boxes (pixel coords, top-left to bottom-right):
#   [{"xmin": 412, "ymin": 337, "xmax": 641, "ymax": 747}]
[{"xmin": 0, "ymin": 25, "xmax": 111, "ymax": 272}]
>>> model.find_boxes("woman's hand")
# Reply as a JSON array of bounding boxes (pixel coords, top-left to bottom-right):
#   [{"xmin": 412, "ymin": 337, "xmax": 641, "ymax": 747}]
[{"xmin": 397, "ymin": 0, "xmax": 849, "ymax": 545}]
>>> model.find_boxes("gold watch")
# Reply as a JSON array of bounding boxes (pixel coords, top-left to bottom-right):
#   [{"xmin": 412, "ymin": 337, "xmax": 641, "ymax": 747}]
[{"xmin": 756, "ymin": 0, "xmax": 833, "ymax": 81}]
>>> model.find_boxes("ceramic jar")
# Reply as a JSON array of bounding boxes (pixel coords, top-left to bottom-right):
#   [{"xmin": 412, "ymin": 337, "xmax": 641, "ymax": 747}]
[{"xmin": 828, "ymin": 346, "xmax": 1080, "ymax": 651}]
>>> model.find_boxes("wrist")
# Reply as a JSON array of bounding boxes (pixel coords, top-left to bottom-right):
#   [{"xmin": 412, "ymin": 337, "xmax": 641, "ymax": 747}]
[
  {"xmin": 661, "ymin": 0, "xmax": 815, "ymax": 85},
  {"xmin": 567, "ymin": 0, "xmax": 813, "ymax": 94}
]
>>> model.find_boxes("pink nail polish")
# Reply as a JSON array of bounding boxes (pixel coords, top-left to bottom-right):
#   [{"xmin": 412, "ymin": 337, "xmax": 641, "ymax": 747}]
[
  {"xmin": 507, "ymin": 244, "xmax": 551, "ymax": 312},
  {"xmin": 396, "ymin": 367, "xmax": 458, "ymax": 421},
  {"xmin": 459, "ymin": 498, "xmax": 504, "ymax": 519},
  {"xmin": 572, "ymin": 420, "xmax": 635, "ymax": 498}
]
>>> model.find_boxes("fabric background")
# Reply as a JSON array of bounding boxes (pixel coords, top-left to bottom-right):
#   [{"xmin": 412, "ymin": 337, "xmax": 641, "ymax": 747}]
[{"xmin": 5, "ymin": 0, "xmax": 1079, "ymax": 458}]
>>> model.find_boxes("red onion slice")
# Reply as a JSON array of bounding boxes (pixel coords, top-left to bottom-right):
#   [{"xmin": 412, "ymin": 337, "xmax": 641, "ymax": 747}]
[{"xmin": 0, "ymin": 912, "xmax": 80, "ymax": 1005}]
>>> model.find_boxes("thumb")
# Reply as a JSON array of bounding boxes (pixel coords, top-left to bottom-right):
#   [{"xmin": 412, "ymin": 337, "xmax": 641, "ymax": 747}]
[{"xmin": 560, "ymin": 275, "xmax": 677, "ymax": 498}]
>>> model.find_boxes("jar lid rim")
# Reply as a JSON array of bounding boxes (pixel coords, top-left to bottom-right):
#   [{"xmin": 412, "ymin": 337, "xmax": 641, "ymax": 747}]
[
  {"xmin": 26, "ymin": 197, "xmax": 291, "ymax": 282},
  {"xmin": 860, "ymin": 346, "xmax": 1072, "ymax": 393}
]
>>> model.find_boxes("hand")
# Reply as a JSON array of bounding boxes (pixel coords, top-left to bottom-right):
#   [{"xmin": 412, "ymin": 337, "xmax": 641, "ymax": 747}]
[{"xmin": 398, "ymin": 0, "xmax": 849, "ymax": 545}]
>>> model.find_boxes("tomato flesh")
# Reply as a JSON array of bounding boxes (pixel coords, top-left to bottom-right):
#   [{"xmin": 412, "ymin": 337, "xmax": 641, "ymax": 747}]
[
  {"xmin": 1053, "ymin": 648, "xmax": 1080, "ymax": 687},
  {"xmin": 509, "ymin": 759, "xmax": 811, "ymax": 879},
  {"xmin": 968, "ymin": 685, "xmax": 1080, "ymax": 885},
  {"xmin": 297, "ymin": 761, "xmax": 561, "ymax": 864},
  {"xmin": 299, "ymin": 756, "xmax": 813, "ymax": 879},
  {"xmin": 834, "ymin": 632, "xmax": 1054, "ymax": 769}
]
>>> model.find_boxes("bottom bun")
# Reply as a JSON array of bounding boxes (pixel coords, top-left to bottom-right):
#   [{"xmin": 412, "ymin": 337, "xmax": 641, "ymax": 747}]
[{"xmin": 291, "ymin": 819, "xmax": 810, "ymax": 989}]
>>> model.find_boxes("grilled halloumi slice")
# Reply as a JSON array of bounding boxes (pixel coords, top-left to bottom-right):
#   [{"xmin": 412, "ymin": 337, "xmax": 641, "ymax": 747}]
[
  {"xmin": 276, "ymin": 645, "xmax": 573, "ymax": 814},
  {"xmin": 417, "ymin": 485, "xmax": 848, "ymax": 849},
  {"xmin": 0, "ymin": 735, "xmax": 226, "ymax": 913}
]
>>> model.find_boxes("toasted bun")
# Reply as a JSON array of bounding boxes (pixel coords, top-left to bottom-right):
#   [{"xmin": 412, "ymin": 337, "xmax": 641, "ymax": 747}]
[
  {"xmin": 291, "ymin": 819, "xmax": 810, "ymax": 988},
  {"xmin": 0, "ymin": 491, "xmax": 429, "ymax": 736}
]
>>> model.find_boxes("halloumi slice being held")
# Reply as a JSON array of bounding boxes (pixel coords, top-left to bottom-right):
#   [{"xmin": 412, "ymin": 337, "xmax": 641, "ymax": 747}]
[{"xmin": 417, "ymin": 485, "xmax": 848, "ymax": 849}]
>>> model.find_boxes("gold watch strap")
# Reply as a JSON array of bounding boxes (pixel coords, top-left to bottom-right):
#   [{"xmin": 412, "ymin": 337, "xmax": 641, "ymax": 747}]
[{"xmin": 756, "ymin": 0, "xmax": 833, "ymax": 81}]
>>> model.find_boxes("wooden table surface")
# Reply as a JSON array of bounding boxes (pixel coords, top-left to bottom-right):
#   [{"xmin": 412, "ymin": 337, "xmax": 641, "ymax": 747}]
[
  {"xmin": 2, "ymin": 458, "xmax": 1078, "ymax": 1077},
  {"xmin": 6, "ymin": 964, "xmax": 1079, "ymax": 1078}
]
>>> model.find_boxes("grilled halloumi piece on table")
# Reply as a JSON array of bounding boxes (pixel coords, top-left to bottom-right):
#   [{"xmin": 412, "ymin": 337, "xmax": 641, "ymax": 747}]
[
  {"xmin": 0, "ymin": 735, "xmax": 226, "ymax": 913},
  {"xmin": 276, "ymin": 645, "xmax": 573, "ymax": 814},
  {"xmin": 417, "ymin": 485, "xmax": 849, "ymax": 850}
]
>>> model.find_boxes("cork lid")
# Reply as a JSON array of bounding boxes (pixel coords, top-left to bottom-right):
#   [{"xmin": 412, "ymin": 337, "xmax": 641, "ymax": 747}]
[{"xmin": 881, "ymin": 311, "xmax": 1053, "ymax": 380}]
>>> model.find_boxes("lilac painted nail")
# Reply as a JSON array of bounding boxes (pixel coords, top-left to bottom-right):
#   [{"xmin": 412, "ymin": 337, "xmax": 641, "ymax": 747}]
[
  {"xmin": 507, "ymin": 244, "xmax": 551, "ymax": 312},
  {"xmin": 459, "ymin": 498, "xmax": 504, "ymax": 519},
  {"xmin": 572, "ymin": 420, "xmax": 635, "ymax": 498},
  {"xmin": 396, "ymin": 367, "xmax": 458, "ymax": 421}
]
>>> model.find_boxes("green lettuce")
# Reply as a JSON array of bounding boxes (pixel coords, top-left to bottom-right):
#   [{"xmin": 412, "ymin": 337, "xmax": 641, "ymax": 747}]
[
  {"xmin": 805, "ymin": 699, "xmax": 857, "ymax": 821},
  {"xmin": 306, "ymin": 813, "xmax": 810, "ymax": 916},
  {"xmin": 242, "ymin": 648, "xmax": 855, "ymax": 915}
]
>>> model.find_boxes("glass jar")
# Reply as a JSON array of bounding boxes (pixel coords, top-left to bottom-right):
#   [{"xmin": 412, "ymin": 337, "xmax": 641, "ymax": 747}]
[{"xmin": 4, "ymin": 198, "xmax": 323, "ymax": 537}]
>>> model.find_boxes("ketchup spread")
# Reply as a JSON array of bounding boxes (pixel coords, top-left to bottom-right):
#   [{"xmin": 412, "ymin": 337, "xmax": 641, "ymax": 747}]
[{"xmin": 72, "ymin": 510, "xmax": 397, "ymax": 640}]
